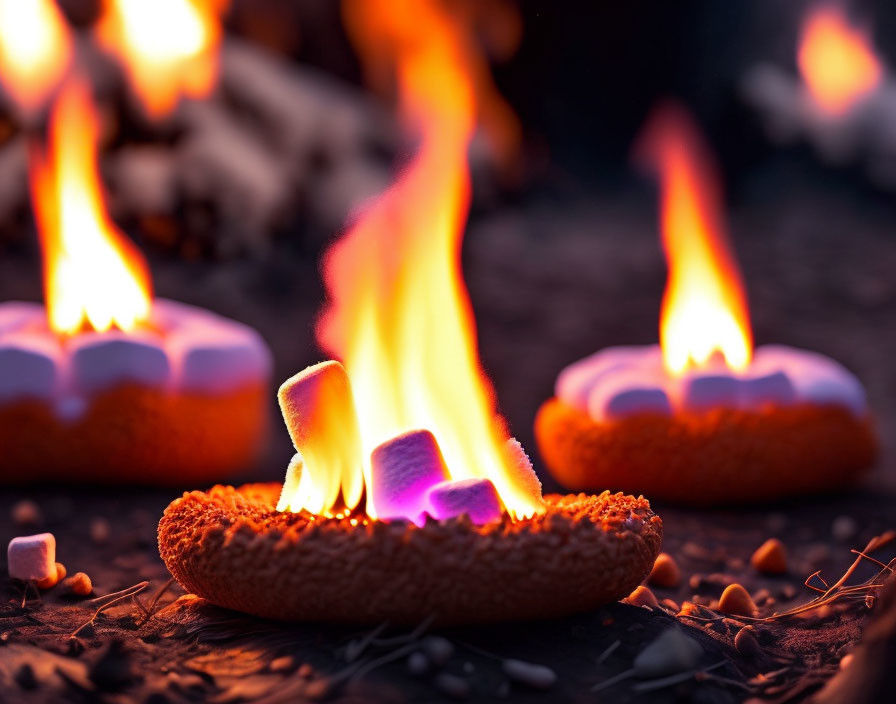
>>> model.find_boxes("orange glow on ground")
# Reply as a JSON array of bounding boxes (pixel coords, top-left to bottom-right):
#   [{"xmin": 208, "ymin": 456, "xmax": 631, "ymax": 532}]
[
  {"xmin": 281, "ymin": 0, "xmax": 542, "ymax": 520},
  {"xmin": 0, "ymin": 0, "xmax": 72, "ymax": 113},
  {"xmin": 96, "ymin": 0, "xmax": 227, "ymax": 117},
  {"xmin": 637, "ymin": 104, "xmax": 752, "ymax": 376},
  {"xmin": 30, "ymin": 79, "xmax": 152, "ymax": 334},
  {"xmin": 798, "ymin": 7, "xmax": 882, "ymax": 116}
]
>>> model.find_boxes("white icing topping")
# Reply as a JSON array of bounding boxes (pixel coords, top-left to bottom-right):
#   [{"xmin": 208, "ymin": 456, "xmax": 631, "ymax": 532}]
[
  {"xmin": 0, "ymin": 299, "xmax": 272, "ymax": 415},
  {"xmin": 556, "ymin": 343, "xmax": 867, "ymax": 420}
]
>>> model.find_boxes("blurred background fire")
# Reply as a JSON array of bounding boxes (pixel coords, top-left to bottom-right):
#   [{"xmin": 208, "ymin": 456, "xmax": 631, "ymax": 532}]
[{"xmin": 0, "ymin": 0, "xmax": 894, "ymax": 492}]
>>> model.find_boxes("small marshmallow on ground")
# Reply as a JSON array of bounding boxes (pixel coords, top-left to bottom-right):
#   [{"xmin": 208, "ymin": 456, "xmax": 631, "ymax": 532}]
[
  {"xmin": 8, "ymin": 533, "xmax": 56, "ymax": 582},
  {"xmin": 424, "ymin": 478, "xmax": 503, "ymax": 525},
  {"xmin": 370, "ymin": 429, "xmax": 450, "ymax": 522}
]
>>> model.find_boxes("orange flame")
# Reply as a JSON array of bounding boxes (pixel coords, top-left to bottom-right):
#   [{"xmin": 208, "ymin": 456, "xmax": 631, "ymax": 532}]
[
  {"xmin": 96, "ymin": 0, "xmax": 227, "ymax": 117},
  {"xmin": 30, "ymin": 79, "xmax": 152, "ymax": 335},
  {"xmin": 0, "ymin": 0, "xmax": 72, "ymax": 113},
  {"xmin": 281, "ymin": 0, "xmax": 541, "ymax": 520},
  {"xmin": 798, "ymin": 6, "xmax": 882, "ymax": 116},
  {"xmin": 637, "ymin": 104, "xmax": 752, "ymax": 376}
]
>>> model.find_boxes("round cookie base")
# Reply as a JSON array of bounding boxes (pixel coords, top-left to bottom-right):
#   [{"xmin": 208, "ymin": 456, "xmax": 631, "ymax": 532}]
[
  {"xmin": 158, "ymin": 483, "xmax": 662, "ymax": 625},
  {"xmin": 0, "ymin": 382, "xmax": 268, "ymax": 485},
  {"xmin": 535, "ymin": 397, "xmax": 877, "ymax": 505}
]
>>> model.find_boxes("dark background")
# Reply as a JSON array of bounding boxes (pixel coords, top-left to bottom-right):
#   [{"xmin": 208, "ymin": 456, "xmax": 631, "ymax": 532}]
[{"xmin": 0, "ymin": 0, "xmax": 893, "ymax": 492}]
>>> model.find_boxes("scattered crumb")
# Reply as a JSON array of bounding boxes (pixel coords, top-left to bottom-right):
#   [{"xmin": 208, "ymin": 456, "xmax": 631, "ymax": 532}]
[{"xmin": 62, "ymin": 572, "xmax": 93, "ymax": 596}]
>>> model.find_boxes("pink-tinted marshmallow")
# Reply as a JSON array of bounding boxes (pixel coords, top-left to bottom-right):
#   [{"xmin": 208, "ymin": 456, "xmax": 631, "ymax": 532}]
[
  {"xmin": 424, "ymin": 478, "xmax": 503, "ymax": 525},
  {"xmin": 8, "ymin": 533, "xmax": 56, "ymax": 581},
  {"xmin": 370, "ymin": 429, "xmax": 450, "ymax": 522}
]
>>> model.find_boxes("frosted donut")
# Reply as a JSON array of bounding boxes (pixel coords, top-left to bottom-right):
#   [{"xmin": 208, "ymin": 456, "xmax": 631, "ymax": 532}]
[{"xmin": 158, "ymin": 483, "xmax": 662, "ymax": 625}]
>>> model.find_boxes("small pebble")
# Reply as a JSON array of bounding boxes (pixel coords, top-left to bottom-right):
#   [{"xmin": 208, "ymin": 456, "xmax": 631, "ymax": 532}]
[
  {"xmin": 11, "ymin": 500, "xmax": 42, "ymax": 527},
  {"xmin": 55, "ymin": 562, "xmax": 67, "ymax": 581},
  {"xmin": 832, "ymin": 516, "xmax": 857, "ymax": 542},
  {"xmin": 734, "ymin": 626, "xmax": 763, "ymax": 658},
  {"xmin": 502, "ymin": 659, "xmax": 556, "ymax": 689},
  {"xmin": 434, "ymin": 673, "xmax": 470, "ymax": 699},
  {"xmin": 633, "ymin": 629, "xmax": 703, "ymax": 677},
  {"xmin": 648, "ymin": 553, "xmax": 681, "ymax": 588},
  {"xmin": 623, "ymin": 585, "xmax": 658, "ymax": 608},
  {"xmin": 407, "ymin": 652, "xmax": 429, "ymax": 676},
  {"xmin": 421, "ymin": 636, "xmax": 454, "ymax": 666},
  {"xmin": 90, "ymin": 518, "xmax": 110, "ymax": 544},
  {"xmin": 839, "ymin": 653, "xmax": 853, "ymax": 670},
  {"xmin": 751, "ymin": 538, "xmax": 788, "ymax": 574},
  {"xmin": 718, "ymin": 584, "xmax": 758, "ymax": 617},
  {"xmin": 63, "ymin": 572, "xmax": 93, "ymax": 596}
]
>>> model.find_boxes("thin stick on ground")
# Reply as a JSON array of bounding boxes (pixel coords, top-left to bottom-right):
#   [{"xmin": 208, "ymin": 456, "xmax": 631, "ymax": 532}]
[
  {"xmin": 70, "ymin": 581, "xmax": 149, "ymax": 639},
  {"xmin": 678, "ymin": 533, "xmax": 895, "ymax": 627}
]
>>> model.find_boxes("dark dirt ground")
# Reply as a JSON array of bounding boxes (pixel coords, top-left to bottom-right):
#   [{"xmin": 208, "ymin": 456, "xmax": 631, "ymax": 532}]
[{"xmin": 0, "ymin": 166, "xmax": 895, "ymax": 702}]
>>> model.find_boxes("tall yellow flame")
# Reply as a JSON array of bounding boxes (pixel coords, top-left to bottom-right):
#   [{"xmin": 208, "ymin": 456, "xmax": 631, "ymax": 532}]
[
  {"xmin": 0, "ymin": 0, "xmax": 72, "ymax": 113},
  {"xmin": 96, "ymin": 0, "xmax": 227, "ymax": 117},
  {"xmin": 637, "ymin": 104, "xmax": 752, "ymax": 376},
  {"xmin": 282, "ymin": 0, "xmax": 542, "ymax": 519},
  {"xmin": 798, "ymin": 7, "xmax": 882, "ymax": 117},
  {"xmin": 30, "ymin": 78, "xmax": 152, "ymax": 334}
]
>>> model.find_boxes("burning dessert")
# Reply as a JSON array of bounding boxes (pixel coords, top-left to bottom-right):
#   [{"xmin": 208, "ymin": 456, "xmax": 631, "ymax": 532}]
[
  {"xmin": 158, "ymin": 0, "xmax": 661, "ymax": 624},
  {"xmin": 536, "ymin": 105, "xmax": 876, "ymax": 505},
  {"xmin": 0, "ymin": 78, "xmax": 270, "ymax": 483}
]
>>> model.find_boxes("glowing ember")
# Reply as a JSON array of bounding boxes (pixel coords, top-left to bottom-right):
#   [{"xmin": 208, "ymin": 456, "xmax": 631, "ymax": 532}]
[
  {"xmin": 636, "ymin": 104, "xmax": 752, "ymax": 376},
  {"xmin": 279, "ymin": 0, "xmax": 543, "ymax": 521},
  {"xmin": 96, "ymin": 0, "xmax": 227, "ymax": 117},
  {"xmin": 798, "ymin": 7, "xmax": 882, "ymax": 117},
  {"xmin": 0, "ymin": 0, "xmax": 72, "ymax": 114},
  {"xmin": 29, "ymin": 78, "xmax": 152, "ymax": 335}
]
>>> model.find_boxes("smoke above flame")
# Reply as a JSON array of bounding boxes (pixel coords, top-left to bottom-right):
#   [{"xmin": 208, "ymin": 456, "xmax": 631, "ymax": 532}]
[
  {"xmin": 30, "ymin": 78, "xmax": 152, "ymax": 335},
  {"xmin": 298, "ymin": 0, "xmax": 541, "ymax": 519},
  {"xmin": 636, "ymin": 104, "xmax": 753, "ymax": 376}
]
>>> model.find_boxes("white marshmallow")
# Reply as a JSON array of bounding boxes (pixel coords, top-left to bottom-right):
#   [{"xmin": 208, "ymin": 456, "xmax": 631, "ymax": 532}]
[
  {"xmin": 503, "ymin": 438, "xmax": 543, "ymax": 506},
  {"xmin": 556, "ymin": 345, "xmax": 662, "ymax": 411},
  {"xmin": 278, "ymin": 361, "xmax": 364, "ymax": 512},
  {"xmin": 70, "ymin": 331, "xmax": 171, "ymax": 394},
  {"xmin": 370, "ymin": 429, "xmax": 450, "ymax": 522},
  {"xmin": 424, "ymin": 478, "xmax": 503, "ymax": 525},
  {"xmin": 0, "ymin": 301, "xmax": 44, "ymax": 336},
  {"xmin": 276, "ymin": 453, "xmax": 304, "ymax": 512},
  {"xmin": 170, "ymin": 325, "xmax": 271, "ymax": 393},
  {"xmin": 739, "ymin": 370, "xmax": 795, "ymax": 407},
  {"xmin": 754, "ymin": 345, "xmax": 867, "ymax": 415},
  {"xmin": 0, "ymin": 332, "xmax": 62, "ymax": 402},
  {"xmin": 8, "ymin": 533, "xmax": 56, "ymax": 581},
  {"xmin": 586, "ymin": 371, "xmax": 671, "ymax": 421},
  {"xmin": 679, "ymin": 373, "xmax": 741, "ymax": 413},
  {"xmin": 154, "ymin": 299, "xmax": 271, "ymax": 393}
]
